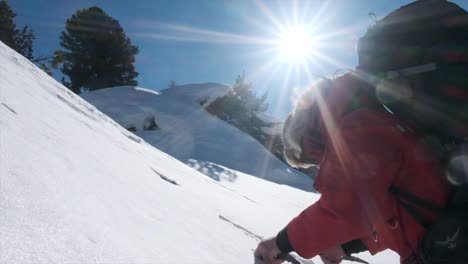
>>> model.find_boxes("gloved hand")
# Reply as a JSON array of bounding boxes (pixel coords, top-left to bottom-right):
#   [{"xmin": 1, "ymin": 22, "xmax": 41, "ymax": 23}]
[
  {"xmin": 254, "ymin": 237, "xmax": 284, "ymax": 264},
  {"xmin": 319, "ymin": 246, "xmax": 346, "ymax": 264}
]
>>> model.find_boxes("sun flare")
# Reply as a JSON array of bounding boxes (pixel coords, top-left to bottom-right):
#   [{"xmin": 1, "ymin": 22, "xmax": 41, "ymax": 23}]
[{"xmin": 277, "ymin": 27, "xmax": 315, "ymax": 62}]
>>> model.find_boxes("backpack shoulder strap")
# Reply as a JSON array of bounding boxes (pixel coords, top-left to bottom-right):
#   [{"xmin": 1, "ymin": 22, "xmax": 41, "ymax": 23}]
[{"xmin": 389, "ymin": 185, "xmax": 445, "ymax": 228}]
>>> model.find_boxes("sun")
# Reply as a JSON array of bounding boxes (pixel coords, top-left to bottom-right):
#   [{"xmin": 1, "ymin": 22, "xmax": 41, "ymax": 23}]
[{"xmin": 277, "ymin": 26, "xmax": 315, "ymax": 62}]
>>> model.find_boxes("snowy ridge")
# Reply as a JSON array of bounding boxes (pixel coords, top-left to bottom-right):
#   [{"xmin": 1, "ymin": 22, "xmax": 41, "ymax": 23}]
[
  {"xmin": 159, "ymin": 82, "xmax": 232, "ymax": 106},
  {"xmin": 0, "ymin": 42, "xmax": 398, "ymax": 263},
  {"xmin": 82, "ymin": 81, "xmax": 313, "ymax": 191}
]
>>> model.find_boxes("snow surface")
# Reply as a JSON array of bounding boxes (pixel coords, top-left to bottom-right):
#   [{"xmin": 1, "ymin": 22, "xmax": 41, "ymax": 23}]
[
  {"xmin": 81, "ymin": 83, "xmax": 313, "ymax": 191},
  {"xmin": 0, "ymin": 42, "xmax": 399, "ymax": 263}
]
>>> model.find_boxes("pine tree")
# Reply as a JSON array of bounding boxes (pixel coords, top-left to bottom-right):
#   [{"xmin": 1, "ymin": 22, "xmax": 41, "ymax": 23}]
[
  {"xmin": 232, "ymin": 72, "xmax": 269, "ymax": 113},
  {"xmin": 0, "ymin": 0, "xmax": 34, "ymax": 59},
  {"xmin": 32, "ymin": 50, "xmax": 65, "ymax": 76},
  {"xmin": 233, "ymin": 72, "xmax": 253, "ymax": 100},
  {"xmin": 13, "ymin": 25, "xmax": 34, "ymax": 59},
  {"xmin": 206, "ymin": 74, "xmax": 284, "ymax": 164},
  {"xmin": 59, "ymin": 6, "xmax": 139, "ymax": 93}
]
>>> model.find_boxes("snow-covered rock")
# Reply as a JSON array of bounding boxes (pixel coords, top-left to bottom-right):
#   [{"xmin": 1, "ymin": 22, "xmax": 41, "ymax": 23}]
[{"xmin": 82, "ymin": 82, "xmax": 313, "ymax": 191}]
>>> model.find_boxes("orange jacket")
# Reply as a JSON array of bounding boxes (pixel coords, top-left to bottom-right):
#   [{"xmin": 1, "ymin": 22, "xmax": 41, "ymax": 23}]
[{"xmin": 282, "ymin": 74, "xmax": 451, "ymax": 263}]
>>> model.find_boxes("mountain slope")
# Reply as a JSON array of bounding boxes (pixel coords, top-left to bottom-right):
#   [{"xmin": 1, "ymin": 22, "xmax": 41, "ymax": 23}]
[
  {"xmin": 0, "ymin": 42, "xmax": 398, "ymax": 264},
  {"xmin": 81, "ymin": 84, "xmax": 313, "ymax": 191}
]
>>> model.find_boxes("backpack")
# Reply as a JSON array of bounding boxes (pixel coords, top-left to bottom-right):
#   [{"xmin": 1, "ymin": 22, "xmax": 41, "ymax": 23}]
[
  {"xmin": 357, "ymin": 0, "xmax": 468, "ymax": 143},
  {"xmin": 356, "ymin": 1, "xmax": 468, "ymax": 263}
]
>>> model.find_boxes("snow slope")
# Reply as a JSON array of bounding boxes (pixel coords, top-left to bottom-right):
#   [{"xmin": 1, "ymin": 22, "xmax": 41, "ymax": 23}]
[
  {"xmin": 0, "ymin": 42, "xmax": 398, "ymax": 263},
  {"xmin": 81, "ymin": 83, "xmax": 313, "ymax": 191}
]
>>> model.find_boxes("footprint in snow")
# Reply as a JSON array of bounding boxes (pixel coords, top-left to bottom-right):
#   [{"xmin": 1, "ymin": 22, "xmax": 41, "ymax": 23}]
[
  {"xmin": 1, "ymin": 103, "xmax": 16, "ymax": 114},
  {"xmin": 150, "ymin": 167, "xmax": 180, "ymax": 186}
]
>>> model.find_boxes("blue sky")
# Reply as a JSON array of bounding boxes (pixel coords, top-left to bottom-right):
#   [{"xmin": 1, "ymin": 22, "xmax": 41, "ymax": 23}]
[{"xmin": 9, "ymin": 0, "xmax": 468, "ymax": 117}]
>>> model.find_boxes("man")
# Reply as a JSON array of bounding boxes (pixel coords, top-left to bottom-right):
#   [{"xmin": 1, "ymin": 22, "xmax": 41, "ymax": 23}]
[
  {"xmin": 255, "ymin": 71, "xmax": 451, "ymax": 263},
  {"xmin": 255, "ymin": 0, "xmax": 468, "ymax": 262}
]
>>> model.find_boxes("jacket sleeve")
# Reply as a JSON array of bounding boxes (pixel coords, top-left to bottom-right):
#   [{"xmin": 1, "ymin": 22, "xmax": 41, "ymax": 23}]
[{"xmin": 281, "ymin": 190, "xmax": 373, "ymax": 258}]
